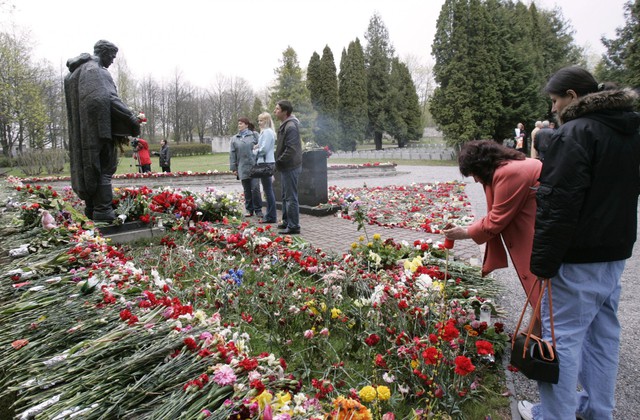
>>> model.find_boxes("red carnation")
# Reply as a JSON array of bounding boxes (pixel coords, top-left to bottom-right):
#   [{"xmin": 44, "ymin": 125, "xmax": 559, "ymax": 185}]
[
  {"xmin": 454, "ymin": 355, "xmax": 476, "ymax": 376},
  {"xmin": 239, "ymin": 357, "xmax": 259, "ymax": 371},
  {"xmin": 441, "ymin": 320, "xmax": 460, "ymax": 342},
  {"xmin": 475, "ymin": 340, "xmax": 495, "ymax": 356},
  {"xmin": 422, "ymin": 347, "xmax": 440, "ymax": 365},
  {"xmin": 183, "ymin": 337, "xmax": 198, "ymax": 351},
  {"xmin": 364, "ymin": 333, "xmax": 380, "ymax": 347}
]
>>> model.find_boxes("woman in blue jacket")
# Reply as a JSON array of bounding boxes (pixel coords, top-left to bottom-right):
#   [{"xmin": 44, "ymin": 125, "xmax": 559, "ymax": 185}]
[{"xmin": 254, "ymin": 112, "xmax": 277, "ymax": 223}]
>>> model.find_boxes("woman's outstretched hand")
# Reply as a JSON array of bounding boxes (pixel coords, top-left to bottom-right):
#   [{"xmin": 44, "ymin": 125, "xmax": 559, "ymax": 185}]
[{"xmin": 443, "ymin": 225, "xmax": 470, "ymax": 240}]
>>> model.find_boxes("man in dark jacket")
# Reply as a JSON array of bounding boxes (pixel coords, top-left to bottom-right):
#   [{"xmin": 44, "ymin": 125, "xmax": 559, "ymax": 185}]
[
  {"xmin": 159, "ymin": 139, "xmax": 171, "ymax": 172},
  {"xmin": 532, "ymin": 120, "xmax": 554, "ymax": 161},
  {"xmin": 274, "ymin": 100, "xmax": 302, "ymax": 234},
  {"xmin": 64, "ymin": 40, "xmax": 140, "ymax": 222},
  {"xmin": 519, "ymin": 66, "xmax": 640, "ymax": 420}
]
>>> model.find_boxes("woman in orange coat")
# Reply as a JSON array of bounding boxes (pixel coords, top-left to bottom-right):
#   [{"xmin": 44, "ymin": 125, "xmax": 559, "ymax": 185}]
[{"xmin": 443, "ymin": 140, "xmax": 542, "ymax": 305}]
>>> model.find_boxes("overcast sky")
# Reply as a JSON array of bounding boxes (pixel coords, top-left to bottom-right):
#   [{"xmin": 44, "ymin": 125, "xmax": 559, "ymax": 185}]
[{"xmin": 3, "ymin": 0, "xmax": 629, "ymax": 91}]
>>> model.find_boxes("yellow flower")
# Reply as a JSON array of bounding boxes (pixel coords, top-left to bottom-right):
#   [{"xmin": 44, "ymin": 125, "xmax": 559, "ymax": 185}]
[
  {"xmin": 254, "ymin": 390, "xmax": 272, "ymax": 410},
  {"xmin": 373, "ymin": 233, "xmax": 381, "ymax": 241},
  {"xmin": 410, "ymin": 360, "xmax": 419, "ymax": 369},
  {"xmin": 273, "ymin": 391, "xmax": 291, "ymax": 409},
  {"xmin": 359, "ymin": 385, "xmax": 377, "ymax": 403},
  {"xmin": 351, "ymin": 242, "xmax": 358, "ymax": 249},
  {"xmin": 320, "ymin": 302, "xmax": 327, "ymax": 312},
  {"xmin": 359, "ymin": 235, "xmax": 365, "ymax": 242},
  {"xmin": 376, "ymin": 385, "xmax": 391, "ymax": 401},
  {"xmin": 331, "ymin": 308, "xmax": 343, "ymax": 319}
]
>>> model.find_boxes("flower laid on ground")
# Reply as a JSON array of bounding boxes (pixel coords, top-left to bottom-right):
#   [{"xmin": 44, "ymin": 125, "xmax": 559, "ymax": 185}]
[
  {"xmin": 0, "ymin": 178, "xmax": 509, "ymax": 419},
  {"xmin": 329, "ymin": 182, "xmax": 474, "ymax": 233}
]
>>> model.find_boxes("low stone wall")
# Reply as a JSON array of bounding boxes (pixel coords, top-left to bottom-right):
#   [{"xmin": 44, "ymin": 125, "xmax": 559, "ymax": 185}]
[{"xmin": 332, "ymin": 145, "xmax": 455, "ymax": 161}]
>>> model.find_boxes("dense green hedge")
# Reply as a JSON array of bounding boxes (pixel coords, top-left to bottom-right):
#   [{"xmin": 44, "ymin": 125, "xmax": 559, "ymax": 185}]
[{"xmin": 0, "ymin": 156, "xmax": 14, "ymax": 168}]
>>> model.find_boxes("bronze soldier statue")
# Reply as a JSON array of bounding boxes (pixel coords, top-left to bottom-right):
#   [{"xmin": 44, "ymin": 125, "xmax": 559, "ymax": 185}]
[{"xmin": 64, "ymin": 40, "xmax": 140, "ymax": 222}]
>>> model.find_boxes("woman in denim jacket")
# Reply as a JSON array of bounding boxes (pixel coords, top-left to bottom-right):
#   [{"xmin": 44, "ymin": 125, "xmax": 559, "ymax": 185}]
[{"xmin": 254, "ymin": 112, "xmax": 277, "ymax": 223}]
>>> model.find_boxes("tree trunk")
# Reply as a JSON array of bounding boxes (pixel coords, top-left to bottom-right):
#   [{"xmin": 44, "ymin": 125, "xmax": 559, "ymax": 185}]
[{"xmin": 374, "ymin": 131, "xmax": 383, "ymax": 150}]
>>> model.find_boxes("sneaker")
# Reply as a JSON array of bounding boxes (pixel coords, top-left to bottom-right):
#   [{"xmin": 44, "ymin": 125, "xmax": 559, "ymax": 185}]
[
  {"xmin": 277, "ymin": 223, "xmax": 287, "ymax": 229},
  {"xmin": 517, "ymin": 401, "xmax": 534, "ymax": 420}
]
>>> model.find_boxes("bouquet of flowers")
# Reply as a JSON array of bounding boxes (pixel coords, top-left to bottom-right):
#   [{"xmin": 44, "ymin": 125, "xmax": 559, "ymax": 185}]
[{"xmin": 137, "ymin": 112, "xmax": 148, "ymax": 126}]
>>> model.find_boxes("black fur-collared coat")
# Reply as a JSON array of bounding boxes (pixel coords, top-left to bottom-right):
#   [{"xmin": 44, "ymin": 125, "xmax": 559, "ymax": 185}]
[{"xmin": 531, "ymin": 89, "xmax": 640, "ymax": 278}]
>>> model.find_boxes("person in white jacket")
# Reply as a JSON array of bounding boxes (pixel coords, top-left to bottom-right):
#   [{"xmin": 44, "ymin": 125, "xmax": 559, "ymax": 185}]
[{"xmin": 254, "ymin": 112, "xmax": 277, "ymax": 223}]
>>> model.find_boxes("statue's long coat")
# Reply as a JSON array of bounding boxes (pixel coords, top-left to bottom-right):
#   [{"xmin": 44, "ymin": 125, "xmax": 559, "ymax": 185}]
[{"xmin": 64, "ymin": 53, "xmax": 139, "ymax": 200}]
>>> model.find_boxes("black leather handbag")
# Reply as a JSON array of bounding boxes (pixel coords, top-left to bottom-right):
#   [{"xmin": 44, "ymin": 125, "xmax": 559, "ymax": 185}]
[
  {"xmin": 510, "ymin": 279, "xmax": 559, "ymax": 384},
  {"xmin": 249, "ymin": 162, "xmax": 275, "ymax": 178}
]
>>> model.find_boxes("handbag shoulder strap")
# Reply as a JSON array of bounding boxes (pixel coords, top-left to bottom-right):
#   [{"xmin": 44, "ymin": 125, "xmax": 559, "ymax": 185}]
[{"xmin": 512, "ymin": 278, "xmax": 556, "ymax": 350}]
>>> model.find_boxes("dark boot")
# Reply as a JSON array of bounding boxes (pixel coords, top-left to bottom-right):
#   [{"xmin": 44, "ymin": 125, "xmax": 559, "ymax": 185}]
[
  {"xmin": 84, "ymin": 198, "xmax": 94, "ymax": 220},
  {"xmin": 92, "ymin": 185, "xmax": 116, "ymax": 222}
]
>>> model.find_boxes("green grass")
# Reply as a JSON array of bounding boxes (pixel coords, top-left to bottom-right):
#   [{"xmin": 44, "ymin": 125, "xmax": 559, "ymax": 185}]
[
  {"xmin": 116, "ymin": 153, "xmax": 231, "ymax": 174},
  {"xmin": 460, "ymin": 363, "xmax": 512, "ymax": 419}
]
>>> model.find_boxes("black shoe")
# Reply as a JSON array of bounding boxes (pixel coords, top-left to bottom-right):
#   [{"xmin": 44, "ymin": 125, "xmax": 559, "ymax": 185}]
[
  {"xmin": 258, "ymin": 219, "xmax": 277, "ymax": 224},
  {"xmin": 278, "ymin": 228, "xmax": 300, "ymax": 235},
  {"xmin": 255, "ymin": 212, "xmax": 264, "ymax": 218},
  {"xmin": 277, "ymin": 223, "xmax": 287, "ymax": 229}
]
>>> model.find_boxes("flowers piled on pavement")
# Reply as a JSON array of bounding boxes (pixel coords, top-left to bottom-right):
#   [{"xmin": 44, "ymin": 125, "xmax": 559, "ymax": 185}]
[
  {"xmin": 0, "ymin": 179, "xmax": 508, "ymax": 419},
  {"xmin": 329, "ymin": 182, "xmax": 474, "ymax": 233}
]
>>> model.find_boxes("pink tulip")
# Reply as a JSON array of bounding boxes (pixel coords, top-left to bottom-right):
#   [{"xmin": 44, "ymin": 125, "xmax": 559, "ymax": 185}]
[{"xmin": 263, "ymin": 404, "xmax": 273, "ymax": 420}]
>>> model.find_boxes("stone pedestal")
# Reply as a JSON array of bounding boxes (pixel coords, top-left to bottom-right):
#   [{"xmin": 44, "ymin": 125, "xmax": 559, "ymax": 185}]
[
  {"xmin": 273, "ymin": 149, "xmax": 328, "ymax": 211},
  {"xmin": 97, "ymin": 221, "xmax": 164, "ymax": 244}
]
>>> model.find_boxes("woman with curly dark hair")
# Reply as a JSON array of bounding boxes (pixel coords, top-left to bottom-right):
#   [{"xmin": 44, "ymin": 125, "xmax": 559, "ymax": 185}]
[{"xmin": 444, "ymin": 140, "xmax": 542, "ymax": 304}]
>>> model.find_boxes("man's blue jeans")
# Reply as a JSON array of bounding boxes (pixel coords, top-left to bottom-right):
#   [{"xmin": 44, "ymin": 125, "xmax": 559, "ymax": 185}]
[
  {"xmin": 534, "ymin": 260, "xmax": 625, "ymax": 420},
  {"xmin": 280, "ymin": 166, "xmax": 301, "ymax": 229}
]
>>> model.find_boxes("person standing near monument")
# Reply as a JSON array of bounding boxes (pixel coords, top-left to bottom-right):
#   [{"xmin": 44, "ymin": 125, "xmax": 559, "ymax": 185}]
[
  {"xmin": 158, "ymin": 139, "xmax": 171, "ymax": 172},
  {"xmin": 532, "ymin": 120, "xmax": 554, "ymax": 161},
  {"xmin": 230, "ymin": 117, "xmax": 263, "ymax": 218},
  {"xmin": 64, "ymin": 40, "xmax": 140, "ymax": 222},
  {"xmin": 254, "ymin": 112, "xmax": 277, "ymax": 224},
  {"xmin": 133, "ymin": 138, "xmax": 152, "ymax": 173},
  {"xmin": 274, "ymin": 100, "xmax": 302, "ymax": 235}
]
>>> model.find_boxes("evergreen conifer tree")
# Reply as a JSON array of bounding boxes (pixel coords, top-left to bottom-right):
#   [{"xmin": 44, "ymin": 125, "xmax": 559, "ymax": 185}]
[
  {"xmin": 387, "ymin": 58, "xmax": 422, "ymax": 147},
  {"xmin": 338, "ymin": 39, "xmax": 368, "ymax": 151},
  {"xmin": 271, "ymin": 46, "xmax": 314, "ymax": 142},
  {"xmin": 307, "ymin": 52, "xmax": 322, "ymax": 110},
  {"xmin": 597, "ymin": 0, "xmax": 640, "ymax": 87},
  {"xmin": 365, "ymin": 13, "xmax": 394, "ymax": 150},
  {"xmin": 314, "ymin": 45, "xmax": 340, "ymax": 149},
  {"xmin": 430, "ymin": 0, "xmax": 585, "ymax": 147}
]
